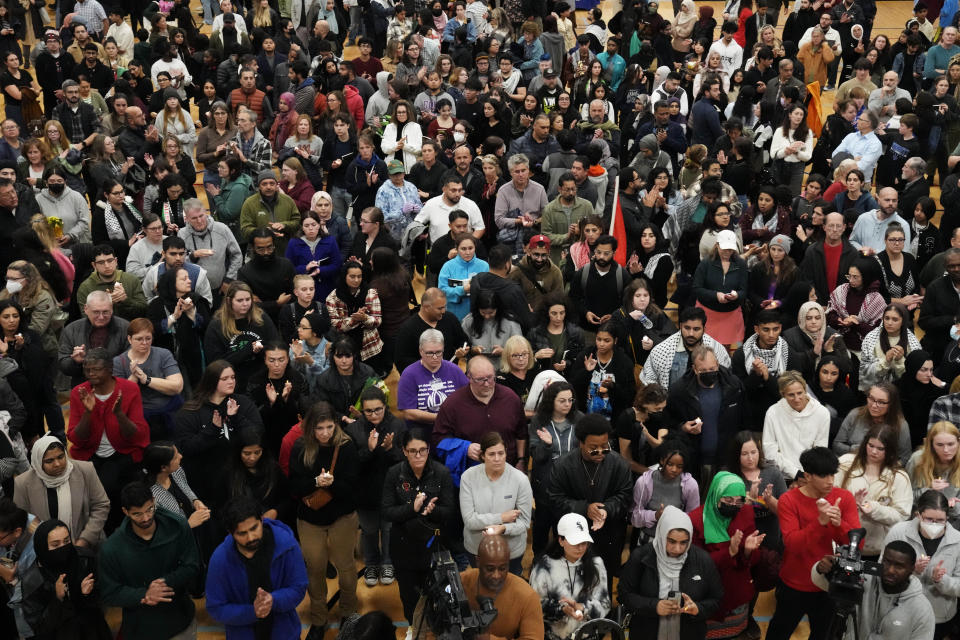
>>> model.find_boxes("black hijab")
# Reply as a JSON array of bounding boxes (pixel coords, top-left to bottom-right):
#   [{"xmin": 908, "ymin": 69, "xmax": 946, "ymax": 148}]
[
  {"xmin": 156, "ymin": 266, "xmax": 201, "ymax": 312},
  {"xmin": 33, "ymin": 519, "xmax": 82, "ymax": 593},
  {"xmin": 899, "ymin": 350, "xmax": 949, "ymax": 447}
]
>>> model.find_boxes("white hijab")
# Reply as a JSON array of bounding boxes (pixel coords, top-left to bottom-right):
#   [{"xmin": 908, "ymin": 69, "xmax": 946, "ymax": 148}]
[
  {"xmin": 798, "ymin": 301, "xmax": 827, "ymax": 345},
  {"xmin": 30, "ymin": 434, "xmax": 74, "ymax": 527},
  {"xmin": 653, "ymin": 506, "xmax": 693, "ymax": 640}
]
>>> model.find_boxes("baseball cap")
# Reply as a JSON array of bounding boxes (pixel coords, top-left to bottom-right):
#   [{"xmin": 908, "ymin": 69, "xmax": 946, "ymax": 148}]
[
  {"xmin": 557, "ymin": 513, "xmax": 593, "ymax": 545},
  {"xmin": 716, "ymin": 229, "xmax": 738, "ymax": 251},
  {"xmin": 45, "ymin": 29, "xmax": 60, "ymax": 41},
  {"xmin": 528, "ymin": 234, "xmax": 551, "ymax": 249},
  {"xmin": 387, "ymin": 159, "xmax": 405, "ymax": 175},
  {"xmin": 543, "ymin": 68, "xmax": 558, "ymax": 78}
]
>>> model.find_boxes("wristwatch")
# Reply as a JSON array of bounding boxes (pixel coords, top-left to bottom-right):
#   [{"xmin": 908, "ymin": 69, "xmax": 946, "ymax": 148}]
[{"xmin": 143, "ymin": 375, "xmax": 152, "ymax": 386}]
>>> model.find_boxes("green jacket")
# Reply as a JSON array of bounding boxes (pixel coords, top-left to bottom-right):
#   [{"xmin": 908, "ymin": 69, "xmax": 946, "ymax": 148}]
[
  {"xmin": 76, "ymin": 269, "xmax": 148, "ymax": 321},
  {"xmin": 98, "ymin": 509, "xmax": 200, "ymax": 640},
  {"xmin": 239, "ymin": 190, "xmax": 301, "ymax": 251},
  {"xmin": 540, "ymin": 196, "xmax": 595, "ymax": 265},
  {"xmin": 211, "ymin": 173, "xmax": 255, "ymax": 224}
]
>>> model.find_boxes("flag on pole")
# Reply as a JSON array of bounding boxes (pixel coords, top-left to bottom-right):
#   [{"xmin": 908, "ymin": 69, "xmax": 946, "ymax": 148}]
[{"xmin": 608, "ymin": 175, "xmax": 628, "ymax": 266}]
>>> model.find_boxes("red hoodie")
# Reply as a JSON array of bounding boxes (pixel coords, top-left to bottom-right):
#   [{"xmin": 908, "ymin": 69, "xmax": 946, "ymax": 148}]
[{"xmin": 343, "ymin": 85, "xmax": 365, "ymax": 132}]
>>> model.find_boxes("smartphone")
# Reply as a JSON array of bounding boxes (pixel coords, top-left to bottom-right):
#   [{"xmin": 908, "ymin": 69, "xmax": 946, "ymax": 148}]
[{"xmin": 667, "ymin": 590, "xmax": 682, "ymax": 606}]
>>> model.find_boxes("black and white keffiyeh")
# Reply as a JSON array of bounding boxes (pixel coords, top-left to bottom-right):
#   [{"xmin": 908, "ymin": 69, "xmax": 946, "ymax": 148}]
[{"xmin": 741, "ymin": 333, "xmax": 788, "ymax": 376}]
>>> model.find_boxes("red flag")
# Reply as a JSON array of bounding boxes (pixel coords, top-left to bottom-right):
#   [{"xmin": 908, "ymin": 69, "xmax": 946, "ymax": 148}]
[{"xmin": 609, "ymin": 175, "xmax": 628, "ymax": 266}]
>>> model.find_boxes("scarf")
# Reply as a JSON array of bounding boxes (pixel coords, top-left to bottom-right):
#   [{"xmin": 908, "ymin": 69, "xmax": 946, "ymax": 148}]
[
  {"xmin": 675, "ymin": 0, "xmax": 697, "ymax": 30},
  {"xmin": 353, "ymin": 152, "xmax": 382, "ymax": 171},
  {"xmin": 643, "ymin": 252, "xmax": 670, "ymax": 280},
  {"xmin": 654, "ymin": 506, "xmax": 692, "ymax": 640},
  {"xmin": 741, "ymin": 333, "xmax": 788, "ymax": 376},
  {"xmin": 99, "ymin": 199, "xmax": 143, "ymax": 239},
  {"xmin": 911, "ymin": 218, "xmax": 928, "ymax": 256},
  {"xmin": 703, "ymin": 472, "xmax": 746, "ymax": 544},
  {"xmin": 33, "ymin": 518, "xmax": 85, "ymax": 601},
  {"xmin": 751, "ymin": 207, "xmax": 779, "ymax": 234},
  {"xmin": 797, "ymin": 300, "xmax": 827, "ymax": 346},
  {"xmin": 31, "ymin": 434, "xmax": 74, "ymax": 489},
  {"xmin": 570, "ymin": 240, "xmax": 594, "ymax": 270}
]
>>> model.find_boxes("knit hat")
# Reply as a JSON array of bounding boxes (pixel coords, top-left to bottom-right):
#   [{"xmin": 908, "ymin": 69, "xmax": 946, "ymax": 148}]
[
  {"xmin": 257, "ymin": 169, "xmax": 277, "ymax": 184},
  {"xmin": 769, "ymin": 234, "xmax": 793, "ymax": 253},
  {"xmin": 162, "ymin": 86, "xmax": 180, "ymax": 102}
]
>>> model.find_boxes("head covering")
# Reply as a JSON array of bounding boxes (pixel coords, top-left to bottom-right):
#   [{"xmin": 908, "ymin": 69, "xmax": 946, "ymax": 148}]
[
  {"xmin": 162, "ymin": 86, "xmax": 180, "ymax": 102},
  {"xmin": 653, "ymin": 505, "xmax": 692, "ymax": 640},
  {"xmin": 387, "ymin": 159, "xmax": 405, "ymax": 174},
  {"xmin": 697, "ymin": 5, "xmax": 714, "ymax": 25},
  {"xmin": 716, "ymin": 229, "xmax": 738, "ymax": 251},
  {"xmin": 279, "ymin": 92, "xmax": 295, "ymax": 109},
  {"xmin": 33, "ymin": 519, "xmax": 76, "ymax": 574},
  {"xmin": 45, "ymin": 30, "xmax": 60, "ymax": 41},
  {"xmin": 258, "ymin": 169, "xmax": 277, "ymax": 185},
  {"xmin": 769, "ymin": 234, "xmax": 793, "ymax": 253},
  {"xmin": 528, "ymin": 234, "xmax": 551, "ymax": 250},
  {"xmin": 675, "ymin": 0, "xmax": 697, "ymax": 29},
  {"xmin": 797, "ymin": 300, "xmax": 827, "ymax": 344},
  {"xmin": 31, "ymin": 434, "xmax": 73, "ymax": 489},
  {"xmin": 897, "ymin": 350, "xmax": 945, "ymax": 421},
  {"xmin": 702, "ymin": 472, "xmax": 746, "ymax": 544},
  {"xmin": 557, "ymin": 512, "xmax": 594, "ymax": 545}
]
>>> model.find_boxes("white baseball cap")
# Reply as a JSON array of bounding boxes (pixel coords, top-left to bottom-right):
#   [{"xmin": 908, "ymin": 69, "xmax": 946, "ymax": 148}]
[
  {"xmin": 716, "ymin": 229, "xmax": 738, "ymax": 251},
  {"xmin": 557, "ymin": 513, "xmax": 594, "ymax": 545}
]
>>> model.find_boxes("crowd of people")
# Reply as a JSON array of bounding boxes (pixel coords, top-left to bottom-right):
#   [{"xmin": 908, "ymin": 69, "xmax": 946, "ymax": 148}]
[{"xmin": 3, "ymin": 0, "xmax": 960, "ymax": 637}]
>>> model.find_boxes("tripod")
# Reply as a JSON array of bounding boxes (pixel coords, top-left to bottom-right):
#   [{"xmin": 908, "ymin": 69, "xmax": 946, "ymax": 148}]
[{"xmin": 825, "ymin": 602, "xmax": 860, "ymax": 640}]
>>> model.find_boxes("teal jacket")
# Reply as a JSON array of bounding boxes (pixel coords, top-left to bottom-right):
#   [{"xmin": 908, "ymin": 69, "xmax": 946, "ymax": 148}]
[
  {"xmin": 98, "ymin": 508, "xmax": 200, "ymax": 640},
  {"xmin": 211, "ymin": 173, "xmax": 255, "ymax": 224}
]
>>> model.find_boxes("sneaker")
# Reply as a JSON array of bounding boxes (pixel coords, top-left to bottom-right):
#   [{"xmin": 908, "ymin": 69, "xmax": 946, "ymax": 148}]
[
  {"xmin": 825, "ymin": 84, "xmax": 836, "ymax": 91},
  {"xmin": 380, "ymin": 564, "xmax": 395, "ymax": 585},
  {"xmin": 364, "ymin": 565, "xmax": 379, "ymax": 586}
]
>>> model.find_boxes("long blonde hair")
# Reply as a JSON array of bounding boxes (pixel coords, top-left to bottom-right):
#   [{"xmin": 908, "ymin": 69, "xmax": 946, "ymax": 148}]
[
  {"xmin": 159, "ymin": 101, "xmax": 189, "ymax": 137},
  {"xmin": 40, "ymin": 120, "xmax": 68, "ymax": 156},
  {"xmin": 300, "ymin": 401, "xmax": 351, "ymax": 467},
  {"xmin": 215, "ymin": 281, "xmax": 265, "ymax": 339},
  {"xmin": 253, "ymin": 0, "xmax": 273, "ymax": 28},
  {"xmin": 913, "ymin": 421, "xmax": 960, "ymax": 489}
]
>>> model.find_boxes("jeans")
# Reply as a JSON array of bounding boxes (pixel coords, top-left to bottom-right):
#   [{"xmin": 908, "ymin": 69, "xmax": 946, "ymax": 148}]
[
  {"xmin": 330, "ymin": 185, "xmax": 352, "ymax": 221},
  {"xmin": 357, "ymin": 508, "xmax": 392, "ymax": 566},
  {"xmin": 347, "ymin": 6, "xmax": 363, "ymax": 39},
  {"xmin": 203, "ymin": 0, "xmax": 220, "ymax": 24},
  {"xmin": 777, "ymin": 160, "xmax": 806, "ymax": 196}
]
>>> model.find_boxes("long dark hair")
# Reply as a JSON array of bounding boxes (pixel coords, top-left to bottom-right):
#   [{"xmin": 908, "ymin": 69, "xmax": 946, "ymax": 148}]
[
  {"xmin": 781, "ymin": 105, "xmax": 810, "ymax": 142},
  {"xmin": 538, "ymin": 536, "xmax": 601, "ymax": 603},
  {"xmin": 857, "ymin": 381, "xmax": 905, "ymax": 428},
  {"xmin": 841, "ymin": 424, "xmax": 903, "ymax": 492},
  {"xmin": 535, "ymin": 380, "xmax": 576, "ymax": 422},
  {"xmin": 369, "ymin": 247, "xmax": 409, "ymax": 295},
  {"xmin": 469, "ymin": 290, "xmax": 509, "ymax": 338},
  {"xmin": 879, "ymin": 302, "xmax": 910, "ymax": 354},
  {"xmin": 227, "ymin": 428, "xmax": 280, "ymax": 501},
  {"xmin": 723, "ymin": 430, "xmax": 768, "ymax": 479},
  {"xmin": 646, "ymin": 166, "xmax": 675, "ymax": 200},
  {"xmin": 184, "ymin": 359, "xmax": 233, "ymax": 409}
]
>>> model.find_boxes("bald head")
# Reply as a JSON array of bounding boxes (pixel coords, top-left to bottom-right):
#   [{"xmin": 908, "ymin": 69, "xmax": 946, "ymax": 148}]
[
  {"xmin": 477, "ymin": 534, "xmax": 510, "ymax": 562},
  {"xmin": 477, "ymin": 534, "xmax": 511, "ymax": 594},
  {"xmin": 877, "ymin": 188, "xmax": 898, "ymax": 217}
]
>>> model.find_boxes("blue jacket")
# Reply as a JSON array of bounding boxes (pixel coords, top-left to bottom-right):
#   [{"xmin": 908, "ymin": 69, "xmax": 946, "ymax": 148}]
[
  {"xmin": 833, "ymin": 190, "xmax": 878, "ymax": 216},
  {"xmin": 206, "ymin": 519, "xmax": 308, "ymax": 640},
  {"xmin": 284, "ymin": 235, "xmax": 343, "ymax": 302},
  {"xmin": 596, "ymin": 51, "xmax": 626, "ymax": 91},
  {"xmin": 442, "ymin": 17, "xmax": 477, "ymax": 43},
  {"xmin": 435, "ymin": 436, "xmax": 477, "ymax": 487},
  {"xmin": 438, "ymin": 255, "xmax": 489, "ymax": 320}
]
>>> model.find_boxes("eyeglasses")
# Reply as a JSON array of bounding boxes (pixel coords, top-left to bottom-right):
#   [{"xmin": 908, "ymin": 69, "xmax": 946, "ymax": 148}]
[
  {"xmin": 887, "ymin": 237, "xmax": 905, "ymax": 243},
  {"xmin": 127, "ymin": 505, "xmax": 156, "ymax": 518},
  {"xmin": 362, "ymin": 406, "xmax": 385, "ymax": 416},
  {"xmin": 866, "ymin": 396, "xmax": 889, "ymax": 406},
  {"xmin": 405, "ymin": 447, "xmax": 429, "ymax": 457},
  {"xmin": 93, "ymin": 257, "xmax": 117, "ymax": 266},
  {"xmin": 510, "ymin": 353, "xmax": 530, "ymax": 359},
  {"xmin": 109, "ymin": 189, "xmax": 125, "ymax": 196},
  {"xmin": 470, "ymin": 375, "xmax": 495, "ymax": 385},
  {"xmin": 422, "ymin": 350, "xmax": 443, "ymax": 358},
  {"xmin": 587, "ymin": 447, "xmax": 612, "ymax": 456},
  {"xmin": 921, "ymin": 516, "xmax": 948, "ymax": 524}
]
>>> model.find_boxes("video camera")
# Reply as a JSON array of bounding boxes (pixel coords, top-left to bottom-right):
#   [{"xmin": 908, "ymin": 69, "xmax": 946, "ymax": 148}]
[
  {"xmin": 421, "ymin": 549, "xmax": 498, "ymax": 640},
  {"xmin": 827, "ymin": 528, "xmax": 881, "ymax": 611}
]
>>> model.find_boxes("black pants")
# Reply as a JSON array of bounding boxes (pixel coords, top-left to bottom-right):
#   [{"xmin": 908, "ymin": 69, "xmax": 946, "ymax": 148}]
[
  {"xmin": 765, "ymin": 581, "xmax": 836, "ymax": 640},
  {"xmin": 395, "ymin": 567, "xmax": 430, "ymax": 624},
  {"xmin": 531, "ymin": 490, "xmax": 559, "ymax": 558},
  {"xmin": 93, "ymin": 451, "xmax": 139, "ymax": 534}
]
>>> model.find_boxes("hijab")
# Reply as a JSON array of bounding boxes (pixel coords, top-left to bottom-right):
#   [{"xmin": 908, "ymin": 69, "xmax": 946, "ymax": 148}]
[
  {"xmin": 797, "ymin": 300, "xmax": 827, "ymax": 345},
  {"xmin": 33, "ymin": 518, "xmax": 82, "ymax": 593},
  {"xmin": 675, "ymin": 0, "xmax": 697, "ymax": 30},
  {"xmin": 696, "ymin": 5, "xmax": 714, "ymax": 28},
  {"xmin": 31, "ymin": 434, "xmax": 73, "ymax": 489},
  {"xmin": 654, "ymin": 505, "xmax": 693, "ymax": 640},
  {"xmin": 156, "ymin": 266, "xmax": 199, "ymax": 313},
  {"xmin": 702, "ymin": 472, "xmax": 746, "ymax": 544}
]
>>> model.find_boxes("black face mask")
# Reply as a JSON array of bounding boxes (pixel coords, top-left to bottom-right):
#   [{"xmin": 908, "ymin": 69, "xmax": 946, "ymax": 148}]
[
  {"xmin": 432, "ymin": 8, "xmax": 442, "ymax": 15},
  {"xmin": 717, "ymin": 502, "xmax": 741, "ymax": 518},
  {"xmin": 40, "ymin": 543, "xmax": 77, "ymax": 574},
  {"xmin": 48, "ymin": 183, "xmax": 65, "ymax": 195},
  {"xmin": 647, "ymin": 409, "xmax": 663, "ymax": 420},
  {"xmin": 698, "ymin": 370, "xmax": 719, "ymax": 387},
  {"xmin": 254, "ymin": 252, "xmax": 276, "ymax": 263}
]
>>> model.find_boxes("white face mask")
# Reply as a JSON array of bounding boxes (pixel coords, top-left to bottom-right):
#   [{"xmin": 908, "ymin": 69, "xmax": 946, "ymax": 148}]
[
  {"xmin": 4, "ymin": 281, "xmax": 22, "ymax": 294},
  {"xmin": 921, "ymin": 521, "xmax": 946, "ymax": 539},
  {"xmin": 453, "ymin": 132, "xmax": 466, "ymax": 142}
]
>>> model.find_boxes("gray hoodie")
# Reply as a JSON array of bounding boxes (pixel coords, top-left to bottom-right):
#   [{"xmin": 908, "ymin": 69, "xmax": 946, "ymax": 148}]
[
  {"xmin": 365, "ymin": 70, "xmax": 393, "ymax": 128},
  {"xmin": 884, "ymin": 518, "xmax": 960, "ymax": 623},
  {"xmin": 35, "ymin": 186, "xmax": 91, "ymax": 252},
  {"xmin": 811, "ymin": 566, "xmax": 934, "ymax": 640}
]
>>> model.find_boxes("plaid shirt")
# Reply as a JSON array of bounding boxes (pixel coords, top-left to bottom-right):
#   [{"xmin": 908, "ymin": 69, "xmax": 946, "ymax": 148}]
[
  {"xmin": 73, "ymin": 0, "xmax": 107, "ymax": 33},
  {"xmin": 51, "ymin": 101, "xmax": 99, "ymax": 144},
  {"xmin": 325, "ymin": 287, "xmax": 383, "ymax": 361},
  {"xmin": 229, "ymin": 129, "xmax": 272, "ymax": 179},
  {"xmin": 929, "ymin": 393, "xmax": 960, "ymax": 432}
]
